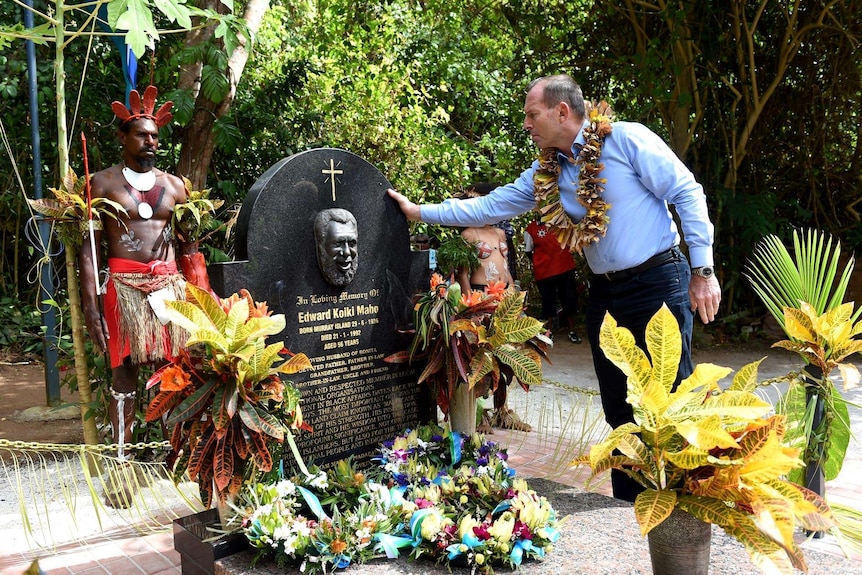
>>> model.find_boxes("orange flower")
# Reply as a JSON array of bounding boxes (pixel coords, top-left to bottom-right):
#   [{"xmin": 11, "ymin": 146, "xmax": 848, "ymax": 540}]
[
  {"xmin": 160, "ymin": 365, "xmax": 192, "ymax": 391},
  {"xmin": 460, "ymin": 290, "xmax": 484, "ymax": 308},
  {"xmin": 485, "ymin": 280, "xmax": 508, "ymax": 297},
  {"xmin": 430, "ymin": 273, "xmax": 445, "ymax": 290},
  {"xmin": 220, "ymin": 289, "xmax": 272, "ymax": 318},
  {"xmin": 330, "ymin": 539, "xmax": 348, "ymax": 554}
]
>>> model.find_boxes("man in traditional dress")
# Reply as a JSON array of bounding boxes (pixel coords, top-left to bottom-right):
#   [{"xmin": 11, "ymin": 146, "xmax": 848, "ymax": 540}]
[
  {"xmin": 387, "ymin": 74, "xmax": 722, "ymax": 502},
  {"xmin": 79, "ymin": 86, "xmax": 209, "ymax": 507}
]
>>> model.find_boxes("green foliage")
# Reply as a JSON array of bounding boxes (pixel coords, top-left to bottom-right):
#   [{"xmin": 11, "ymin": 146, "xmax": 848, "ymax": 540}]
[
  {"xmin": 435, "ymin": 235, "xmax": 479, "ymax": 278},
  {"xmin": 0, "ymin": 296, "xmax": 43, "ymax": 357},
  {"xmin": 2, "ymin": 0, "xmax": 861, "ymax": 329}
]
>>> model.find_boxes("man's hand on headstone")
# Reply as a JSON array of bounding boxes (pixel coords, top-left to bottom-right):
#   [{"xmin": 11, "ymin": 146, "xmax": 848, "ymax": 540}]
[{"xmin": 386, "ymin": 188, "xmax": 421, "ymax": 221}]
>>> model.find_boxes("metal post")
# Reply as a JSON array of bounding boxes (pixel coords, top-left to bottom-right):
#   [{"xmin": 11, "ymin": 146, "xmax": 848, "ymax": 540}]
[{"xmin": 25, "ymin": 0, "xmax": 61, "ymax": 405}]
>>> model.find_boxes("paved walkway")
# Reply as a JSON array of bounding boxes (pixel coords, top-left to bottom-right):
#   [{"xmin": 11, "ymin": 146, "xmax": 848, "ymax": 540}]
[{"xmin": 2, "ymin": 337, "xmax": 861, "ymax": 574}]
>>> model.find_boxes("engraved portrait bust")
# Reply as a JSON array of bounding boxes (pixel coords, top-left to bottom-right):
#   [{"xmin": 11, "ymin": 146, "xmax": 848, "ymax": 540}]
[{"xmin": 314, "ymin": 208, "xmax": 358, "ymax": 287}]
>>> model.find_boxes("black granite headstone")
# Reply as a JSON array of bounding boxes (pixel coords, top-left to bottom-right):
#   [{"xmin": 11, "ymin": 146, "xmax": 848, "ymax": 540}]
[{"xmin": 210, "ymin": 148, "xmax": 432, "ymax": 467}]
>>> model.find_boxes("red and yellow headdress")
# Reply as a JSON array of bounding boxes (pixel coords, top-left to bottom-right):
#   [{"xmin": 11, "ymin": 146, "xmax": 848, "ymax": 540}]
[{"xmin": 111, "ymin": 85, "xmax": 173, "ymax": 128}]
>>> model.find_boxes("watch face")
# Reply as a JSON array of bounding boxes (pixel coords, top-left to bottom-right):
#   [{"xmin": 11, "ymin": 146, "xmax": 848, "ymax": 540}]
[{"xmin": 695, "ymin": 266, "xmax": 714, "ymax": 278}]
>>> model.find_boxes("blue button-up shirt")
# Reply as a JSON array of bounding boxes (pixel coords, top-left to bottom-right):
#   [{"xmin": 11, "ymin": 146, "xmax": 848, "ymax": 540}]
[{"xmin": 421, "ymin": 121, "xmax": 714, "ymax": 275}]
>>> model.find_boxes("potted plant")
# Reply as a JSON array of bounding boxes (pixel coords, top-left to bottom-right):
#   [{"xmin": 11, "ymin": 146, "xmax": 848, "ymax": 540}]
[
  {"xmin": 144, "ymin": 283, "xmax": 312, "ymax": 572},
  {"xmin": 746, "ymin": 228, "xmax": 861, "ymax": 498},
  {"xmin": 387, "ymin": 273, "xmax": 548, "ymax": 434},
  {"xmin": 576, "ymin": 304, "xmax": 835, "ymax": 575}
]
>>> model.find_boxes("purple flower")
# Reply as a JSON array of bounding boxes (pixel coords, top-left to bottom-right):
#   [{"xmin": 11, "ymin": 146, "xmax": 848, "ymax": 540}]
[
  {"xmin": 513, "ymin": 520, "xmax": 533, "ymax": 540},
  {"xmin": 473, "ymin": 523, "xmax": 491, "ymax": 541},
  {"xmin": 393, "ymin": 449, "xmax": 409, "ymax": 462},
  {"xmin": 394, "ymin": 473, "xmax": 409, "ymax": 486}
]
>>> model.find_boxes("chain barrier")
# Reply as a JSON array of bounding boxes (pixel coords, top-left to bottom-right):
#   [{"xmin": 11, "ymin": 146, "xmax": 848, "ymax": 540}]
[{"xmin": 0, "ymin": 438, "xmax": 171, "ymax": 453}]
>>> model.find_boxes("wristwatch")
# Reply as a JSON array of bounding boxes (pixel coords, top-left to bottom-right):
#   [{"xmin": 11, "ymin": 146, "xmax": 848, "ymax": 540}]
[{"xmin": 691, "ymin": 266, "xmax": 714, "ymax": 279}]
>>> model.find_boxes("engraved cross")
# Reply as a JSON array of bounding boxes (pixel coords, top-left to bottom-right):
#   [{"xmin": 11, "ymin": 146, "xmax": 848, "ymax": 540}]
[{"xmin": 322, "ymin": 159, "xmax": 343, "ymax": 201}]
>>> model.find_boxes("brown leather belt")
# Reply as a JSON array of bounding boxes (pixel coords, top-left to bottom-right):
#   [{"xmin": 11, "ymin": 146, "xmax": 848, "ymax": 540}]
[{"xmin": 601, "ymin": 248, "xmax": 679, "ymax": 282}]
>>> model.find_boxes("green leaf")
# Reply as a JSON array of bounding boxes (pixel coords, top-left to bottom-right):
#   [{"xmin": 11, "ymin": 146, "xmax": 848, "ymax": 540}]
[
  {"xmin": 239, "ymin": 401, "xmax": 283, "ymax": 441},
  {"xmin": 166, "ymin": 380, "xmax": 216, "ymax": 427},
  {"xmin": 495, "ymin": 316, "xmax": 544, "ymax": 343},
  {"xmin": 493, "ymin": 345, "xmax": 542, "ymax": 386},
  {"xmin": 115, "ymin": 0, "xmax": 159, "ymax": 58},
  {"xmin": 152, "ymin": 0, "xmax": 193, "ymax": 29},
  {"xmin": 824, "ymin": 384, "xmax": 851, "ymax": 481}
]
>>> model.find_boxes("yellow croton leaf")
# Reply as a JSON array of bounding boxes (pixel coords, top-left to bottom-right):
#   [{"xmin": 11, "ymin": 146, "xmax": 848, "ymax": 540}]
[
  {"xmin": 644, "ymin": 303, "xmax": 682, "ymax": 397},
  {"xmin": 675, "ymin": 415, "xmax": 740, "ymax": 450},
  {"xmin": 783, "ymin": 306, "xmax": 816, "ymax": 342},
  {"xmin": 664, "ymin": 445, "xmax": 710, "ymax": 470},
  {"xmin": 739, "ymin": 430, "xmax": 803, "ymax": 484},
  {"xmin": 729, "ymin": 359, "xmax": 764, "ymax": 392},
  {"xmin": 600, "ymin": 312, "xmax": 652, "ymax": 394},
  {"xmin": 588, "ymin": 423, "xmax": 641, "ymax": 467},
  {"xmin": 278, "ymin": 352, "xmax": 313, "ymax": 375},
  {"xmin": 633, "ymin": 489, "xmax": 676, "ymax": 536},
  {"xmin": 667, "ymin": 365, "xmax": 729, "ymax": 420}
]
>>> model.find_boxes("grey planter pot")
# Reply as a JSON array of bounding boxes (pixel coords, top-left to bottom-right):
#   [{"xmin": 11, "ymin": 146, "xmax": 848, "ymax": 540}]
[{"xmin": 647, "ymin": 508, "xmax": 712, "ymax": 575}]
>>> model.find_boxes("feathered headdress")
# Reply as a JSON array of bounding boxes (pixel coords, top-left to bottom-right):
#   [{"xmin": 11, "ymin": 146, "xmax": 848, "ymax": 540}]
[{"xmin": 111, "ymin": 85, "xmax": 173, "ymax": 128}]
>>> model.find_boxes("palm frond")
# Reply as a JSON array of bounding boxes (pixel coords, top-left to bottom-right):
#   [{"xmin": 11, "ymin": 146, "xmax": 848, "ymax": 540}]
[{"xmin": 745, "ymin": 228, "xmax": 860, "ymax": 329}]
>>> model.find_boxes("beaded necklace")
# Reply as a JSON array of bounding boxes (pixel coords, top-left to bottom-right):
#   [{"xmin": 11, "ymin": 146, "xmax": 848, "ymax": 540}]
[{"xmin": 533, "ymin": 101, "xmax": 614, "ymax": 253}]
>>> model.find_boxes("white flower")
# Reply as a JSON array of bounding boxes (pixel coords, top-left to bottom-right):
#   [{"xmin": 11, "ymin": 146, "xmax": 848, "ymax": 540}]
[
  {"xmin": 251, "ymin": 503, "xmax": 274, "ymax": 520},
  {"xmin": 309, "ymin": 471, "xmax": 329, "ymax": 489},
  {"xmin": 275, "ymin": 479, "xmax": 297, "ymax": 497},
  {"xmin": 295, "ymin": 520, "xmax": 312, "ymax": 537}
]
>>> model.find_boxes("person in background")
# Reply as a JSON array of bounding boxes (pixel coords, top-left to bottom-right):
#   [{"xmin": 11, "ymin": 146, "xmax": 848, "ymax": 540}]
[
  {"xmin": 453, "ymin": 185, "xmax": 527, "ymax": 432},
  {"xmin": 387, "ymin": 74, "xmax": 721, "ymax": 502},
  {"xmin": 454, "ymin": 186, "xmax": 514, "ymax": 294},
  {"xmin": 524, "ymin": 216, "xmax": 582, "ymax": 344}
]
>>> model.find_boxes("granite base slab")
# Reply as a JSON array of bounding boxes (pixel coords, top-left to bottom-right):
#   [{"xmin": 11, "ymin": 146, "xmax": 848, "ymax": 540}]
[{"xmin": 215, "ymin": 479, "xmax": 860, "ymax": 575}]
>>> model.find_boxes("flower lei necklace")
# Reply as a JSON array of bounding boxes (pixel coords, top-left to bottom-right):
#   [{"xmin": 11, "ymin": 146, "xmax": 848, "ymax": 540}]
[{"xmin": 533, "ymin": 100, "xmax": 614, "ymax": 253}]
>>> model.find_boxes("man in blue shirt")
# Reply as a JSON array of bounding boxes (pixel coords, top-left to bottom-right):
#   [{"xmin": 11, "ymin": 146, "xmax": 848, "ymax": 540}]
[{"xmin": 387, "ymin": 74, "xmax": 722, "ymax": 502}]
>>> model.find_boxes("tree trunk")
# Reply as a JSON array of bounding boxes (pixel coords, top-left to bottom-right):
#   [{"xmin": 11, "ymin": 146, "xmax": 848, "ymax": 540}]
[
  {"xmin": 177, "ymin": 0, "xmax": 271, "ymax": 189},
  {"xmin": 65, "ymin": 246, "xmax": 101, "ymax": 472}
]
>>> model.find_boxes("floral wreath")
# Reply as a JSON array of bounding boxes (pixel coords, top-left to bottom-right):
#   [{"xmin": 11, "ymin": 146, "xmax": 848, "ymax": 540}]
[
  {"xmin": 533, "ymin": 100, "xmax": 614, "ymax": 253},
  {"xmin": 238, "ymin": 425, "xmax": 560, "ymax": 574}
]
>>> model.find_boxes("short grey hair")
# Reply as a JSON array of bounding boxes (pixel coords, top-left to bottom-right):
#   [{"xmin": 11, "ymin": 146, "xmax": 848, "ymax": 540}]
[{"xmin": 527, "ymin": 75, "xmax": 585, "ymax": 119}]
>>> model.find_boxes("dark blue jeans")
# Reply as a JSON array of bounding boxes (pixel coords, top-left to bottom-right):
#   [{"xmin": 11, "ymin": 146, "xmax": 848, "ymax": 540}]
[{"xmin": 585, "ymin": 250, "xmax": 693, "ymax": 502}]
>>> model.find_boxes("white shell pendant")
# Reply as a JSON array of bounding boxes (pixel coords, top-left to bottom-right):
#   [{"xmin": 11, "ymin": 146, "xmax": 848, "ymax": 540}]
[
  {"xmin": 138, "ymin": 202, "xmax": 154, "ymax": 219},
  {"xmin": 122, "ymin": 167, "xmax": 156, "ymax": 191}
]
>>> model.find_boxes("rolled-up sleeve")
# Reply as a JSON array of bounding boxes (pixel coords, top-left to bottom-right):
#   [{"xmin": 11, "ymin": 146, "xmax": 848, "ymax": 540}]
[{"xmin": 420, "ymin": 167, "xmax": 539, "ymax": 227}]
